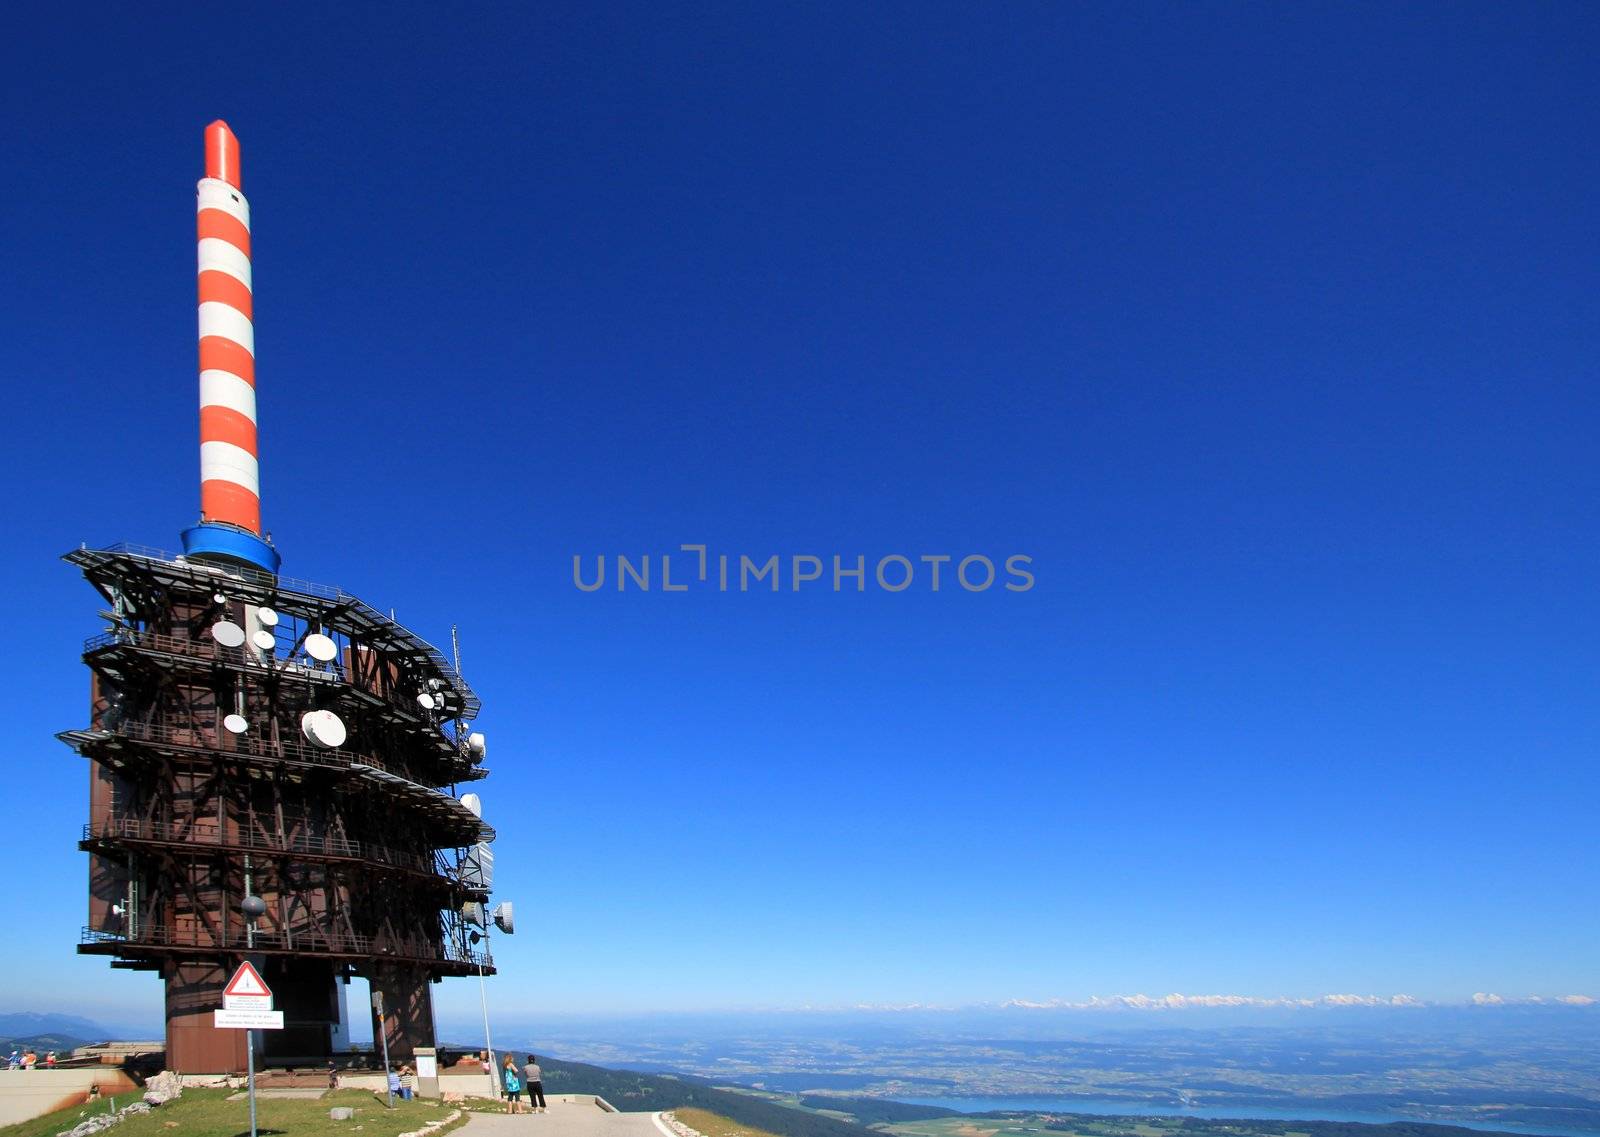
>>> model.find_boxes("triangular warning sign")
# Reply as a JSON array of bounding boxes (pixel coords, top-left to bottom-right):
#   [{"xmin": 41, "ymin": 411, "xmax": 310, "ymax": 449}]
[{"xmin": 224, "ymin": 961, "xmax": 272, "ymax": 999}]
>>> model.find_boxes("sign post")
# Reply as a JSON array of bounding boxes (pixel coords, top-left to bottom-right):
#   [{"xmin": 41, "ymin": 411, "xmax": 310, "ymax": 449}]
[
  {"xmin": 215, "ymin": 962, "xmax": 281, "ymax": 1137},
  {"xmin": 372, "ymin": 990, "xmax": 393, "ymax": 1108}
]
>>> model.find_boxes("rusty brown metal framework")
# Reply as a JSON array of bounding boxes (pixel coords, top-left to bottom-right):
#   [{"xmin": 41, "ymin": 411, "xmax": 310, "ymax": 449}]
[{"xmin": 61, "ymin": 544, "xmax": 496, "ymax": 1073}]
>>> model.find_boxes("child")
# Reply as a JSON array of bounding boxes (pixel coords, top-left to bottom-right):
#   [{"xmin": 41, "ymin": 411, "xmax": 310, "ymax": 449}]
[{"xmin": 501, "ymin": 1055, "xmax": 522, "ymax": 1114}]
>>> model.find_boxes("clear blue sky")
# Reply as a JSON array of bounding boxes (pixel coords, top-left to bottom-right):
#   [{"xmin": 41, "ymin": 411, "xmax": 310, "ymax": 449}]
[{"xmin": 1, "ymin": 4, "xmax": 1597, "ymax": 1029}]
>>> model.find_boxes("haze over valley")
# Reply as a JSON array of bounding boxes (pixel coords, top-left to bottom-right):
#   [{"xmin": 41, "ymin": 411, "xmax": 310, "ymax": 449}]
[{"xmin": 468, "ymin": 1003, "xmax": 1600, "ymax": 1135}]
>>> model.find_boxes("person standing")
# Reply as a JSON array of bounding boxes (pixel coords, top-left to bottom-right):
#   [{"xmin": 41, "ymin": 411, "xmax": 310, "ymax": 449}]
[
  {"xmin": 501, "ymin": 1054, "xmax": 522, "ymax": 1114},
  {"xmin": 522, "ymin": 1055, "xmax": 546, "ymax": 1113}
]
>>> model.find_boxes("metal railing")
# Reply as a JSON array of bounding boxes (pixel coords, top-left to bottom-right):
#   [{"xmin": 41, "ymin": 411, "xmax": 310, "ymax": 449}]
[
  {"xmin": 100, "ymin": 542, "xmax": 343, "ymax": 602},
  {"xmin": 80, "ymin": 923, "xmax": 491, "ymax": 969},
  {"xmin": 83, "ymin": 628, "xmax": 468, "ymax": 748},
  {"xmin": 84, "ymin": 717, "xmax": 390, "ymax": 775},
  {"xmin": 70, "ymin": 723, "xmax": 490, "ymax": 844},
  {"xmin": 89, "ymin": 543, "xmax": 479, "ymax": 714},
  {"xmin": 84, "ymin": 626, "xmax": 346, "ymax": 681},
  {"xmin": 80, "ymin": 817, "xmax": 458, "ymax": 879}
]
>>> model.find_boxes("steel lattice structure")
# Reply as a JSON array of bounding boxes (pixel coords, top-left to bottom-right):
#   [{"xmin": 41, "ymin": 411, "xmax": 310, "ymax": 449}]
[{"xmin": 62, "ymin": 545, "xmax": 495, "ymax": 1071}]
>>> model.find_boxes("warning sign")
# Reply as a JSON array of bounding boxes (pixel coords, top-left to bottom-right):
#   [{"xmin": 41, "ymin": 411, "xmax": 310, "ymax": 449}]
[
  {"xmin": 214, "ymin": 1008, "xmax": 284, "ymax": 1030},
  {"xmin": 223, "ymin": 961, "xmax": 274, "ymax": 1010}
]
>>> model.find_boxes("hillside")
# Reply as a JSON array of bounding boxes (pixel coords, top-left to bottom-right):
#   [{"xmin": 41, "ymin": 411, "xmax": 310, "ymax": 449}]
[
  {"xmin": 675, "ymin": 1107, "xmax": 793, "ymax": 1137},
  {"xmin": 540, "ymin": 1058, "xmax": 882, "ymax": 1137}
]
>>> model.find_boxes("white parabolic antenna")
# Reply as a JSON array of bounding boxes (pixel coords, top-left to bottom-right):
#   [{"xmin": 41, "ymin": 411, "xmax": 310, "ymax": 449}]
[
  {"xmin": 468, "ymin": 732, "xmax": 487, "ymax": 757},
  {"xmin": 301, "ymin": 709, "xmax": 347, "ymax": 748},
  {"xmin": 223, "ymin": 714, "xmax": 249, "ymax": 735},
  {"xmin": 257, "ymin": 607, "xmax": 279, "ymax": 627},
  {"xmin": 460, "ymin": 792, "xmax": 482, "ymax": 818},
  {"xmin": 417, "ymin": 692, "xmax": 436, "ymax": 711},
  {"xmin": 304, "ymin": 633, "xmax": 338, "ymax": 662},
  {"xmin": 492, "ymin": 901, "xmax": 514, "ymax": 935},
  {"xmin": 211, "ymin": 621, "xmax": 246, "ymax": 648},
  {"xmin": 251, "ymin": 629, "xmax": 276, "ymax": 651}
]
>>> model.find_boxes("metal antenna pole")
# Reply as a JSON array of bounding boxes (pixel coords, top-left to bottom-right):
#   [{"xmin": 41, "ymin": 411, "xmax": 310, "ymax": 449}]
[
  {"xmin": 476, "ymin": 925, "xmax": 495, "ymax": 1092},
  {"xmin": 454, "ymin": 626, "xmax": 494, "ymax": 1088},
  {"xmin": 450, "ymin": 625, "xmax": 469, "ymax": 753}
]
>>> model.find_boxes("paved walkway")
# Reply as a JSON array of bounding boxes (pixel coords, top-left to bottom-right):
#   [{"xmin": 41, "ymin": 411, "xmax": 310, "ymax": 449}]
[{"xmin": 455, "ymin": 1098, "xmax": 667, "ymax": 1137}]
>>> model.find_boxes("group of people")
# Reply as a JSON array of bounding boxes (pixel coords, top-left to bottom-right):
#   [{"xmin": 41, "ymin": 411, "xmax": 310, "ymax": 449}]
[
  {"xmin": 5, "ymin": 1050, "xmax": 56, "ymax": 1069},
  {"xmin": 498, "ymin": 1053, "xmax": 547, "ymax": 1115},
  {"xmin": 386, "ymin": 1064, "xmax": 418, "ymax": 1101},
  {"xmin": 334, "ymin": 1049, "xmax": 546, "ymax": 1113}
]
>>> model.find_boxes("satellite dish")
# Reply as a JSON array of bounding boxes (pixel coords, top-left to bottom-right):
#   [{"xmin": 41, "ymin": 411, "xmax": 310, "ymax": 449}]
[
  {"xmin": 213, "ymin": 593, "xmax": 228, "ymax": 605},
  {"xmin": 223, "ymin": 714, "xmax": 249, "ymax": 735},
  {"xmin": 301, "ymin": 709, "xmax": 347, "ymax": 748},
  {"xmin": 110, "ymin": 903, "xmax": 126, "ymax": 919},
  {"xmin": 468, "ymin": 732, "xmax": 487, "ymax": 758},
  {"xmin": 251, "ymin": 629, "xmax": 276, "ymax": 651},
  {"xmin": 417, "ymin": 692, "xmax": 436, "ymax": 711},
  {"xmin": 462, "ymin": 901, "xmax": 485, "ymax": 927},
  {"xmin": 211, "ymin": 621, "xmax": 246, "ymax": 648},
  {"xmin": 460, "ymin": 792, "xmax": 482, "ymax": 818},
  {"xmin": 304, "ymin": 633, "xmax": 338, "ymax": 662},
  {"xmin": 257, "ymin": 607, "xmax": 279, "ymax": 627},
  {"xmin": 429, "ymin": 678, "xmax": 446, "ymax": 691},
  {"xmin": 492, "ymin": 901, "xmax": 514, "ymax": 935}
]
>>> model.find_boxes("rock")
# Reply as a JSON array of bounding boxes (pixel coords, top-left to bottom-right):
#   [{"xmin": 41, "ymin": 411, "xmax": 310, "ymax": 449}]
[
  {"xmin": 142, "ymin": 1072, "xmax": 184, "ymax": 1107},
  {"xmin": 330, "ymin": 1108, "xmax": 355, "ymax": 1121},
  {"xmin": 120, "ymin": 1104, "xmax": 152, "ymax": 1116},
  {"xmin": 59, "ymin": 1114, "xmax": 122, "ymax": 1137}
]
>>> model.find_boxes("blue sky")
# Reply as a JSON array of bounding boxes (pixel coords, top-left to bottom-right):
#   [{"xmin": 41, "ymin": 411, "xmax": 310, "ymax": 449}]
[{"xmin": 1, "ymin": 3, "xmax": 1597, "ymax": 1030}]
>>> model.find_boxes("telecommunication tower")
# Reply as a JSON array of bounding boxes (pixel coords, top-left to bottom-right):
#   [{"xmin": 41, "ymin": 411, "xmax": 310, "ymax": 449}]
[{"xmin": 62, "ymin": 122, "xmax": 498, "ymax": 1072}]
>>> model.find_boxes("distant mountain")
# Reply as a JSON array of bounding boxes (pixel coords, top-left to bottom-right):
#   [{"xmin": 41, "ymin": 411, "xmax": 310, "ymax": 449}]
[
  {"xmin": 0, "ymin": 1031, "xmax": 93, "ymax": 1055},
  {"xmin": 0, "ymin": 1013, "xmax": 114, "ymax": 1040}
]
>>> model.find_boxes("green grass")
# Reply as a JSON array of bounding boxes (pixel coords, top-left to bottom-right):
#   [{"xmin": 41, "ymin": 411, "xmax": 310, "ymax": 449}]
[{"xmin": 0, "ymin": 1088, "xmax": 468, "ymax": 1137}]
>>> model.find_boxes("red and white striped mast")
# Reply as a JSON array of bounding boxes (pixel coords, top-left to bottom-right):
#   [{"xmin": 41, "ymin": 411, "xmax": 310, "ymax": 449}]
[{"xmin": 181, "ymin": 120, "xmax": 280, "ymax": 573}]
